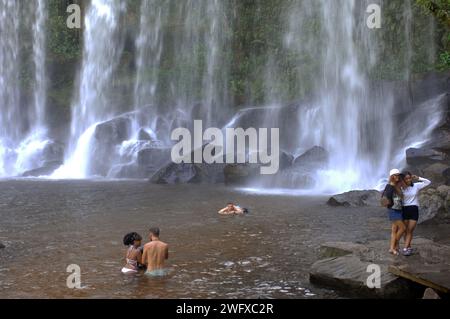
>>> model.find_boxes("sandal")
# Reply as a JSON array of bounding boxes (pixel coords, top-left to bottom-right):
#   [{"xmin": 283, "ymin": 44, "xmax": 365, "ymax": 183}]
[{"xmin": 402, "ymin": 248, "xmax": 413, "ymax": 256}]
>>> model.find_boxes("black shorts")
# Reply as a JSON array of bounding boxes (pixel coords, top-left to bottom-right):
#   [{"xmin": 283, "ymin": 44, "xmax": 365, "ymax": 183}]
[{"xmin": 402, "ymin": 206, "xmax": 419, "ymax": 221}]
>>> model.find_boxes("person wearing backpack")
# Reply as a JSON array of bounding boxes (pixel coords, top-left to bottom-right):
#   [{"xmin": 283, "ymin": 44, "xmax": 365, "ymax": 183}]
[{"xmin": 381, "ymin": 169, "xmax": 406, "ymax": 256}]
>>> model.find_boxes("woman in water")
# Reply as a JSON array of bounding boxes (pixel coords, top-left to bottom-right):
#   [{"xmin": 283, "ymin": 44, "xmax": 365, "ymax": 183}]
[
  {"xmin": 381, "ymin": 169, "xmax": 406, "ymax": 256},
  {"xmin": 401, "ymin": 172, "xmax": 431, "ymax": 256},
  {"xmin": 121, "ymin": 232, "xmax": 143, "ymax": 274}
]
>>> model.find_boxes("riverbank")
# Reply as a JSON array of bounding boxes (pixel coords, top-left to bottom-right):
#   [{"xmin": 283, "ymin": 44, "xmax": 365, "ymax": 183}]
[{"xmin": 0, "ymin": 180, "xmax": 448, "ymax": 299}]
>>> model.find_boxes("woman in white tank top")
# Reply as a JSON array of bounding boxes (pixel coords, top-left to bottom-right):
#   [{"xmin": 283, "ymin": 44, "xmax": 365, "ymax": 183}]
[{"xmin": 401, "ymin": 172, "xmax": 431, "ymax": 256}]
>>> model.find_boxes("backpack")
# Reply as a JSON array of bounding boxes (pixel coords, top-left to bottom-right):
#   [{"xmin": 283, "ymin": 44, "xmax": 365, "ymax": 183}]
[{"xmin": 380, "ymin": 188, "xmax": 391, "ymax": 208}]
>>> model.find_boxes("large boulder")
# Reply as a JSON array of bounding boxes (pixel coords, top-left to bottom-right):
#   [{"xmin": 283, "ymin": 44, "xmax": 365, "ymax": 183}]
[
  {"xmin": 94, "ymin": 117, "xmax": 132, "ymax": 146},
  {"xmin": 90, "ymin": 117, "xmax": 132, "ymax": 176},
  {"xmin": 137, "ymin": 147, "xmax": 172, "ymax": 174},
  {"xmin": 327, "ymin": 190, "xmax": 381, "ymax": 207},
  {"xmin": 223, "ymin": 163, "xmax": 261, "ymax": 186},
  {"xmin": 419, "ymin": 186, "xmax": 450, "ymax": 224},
  {"xmin": 406, "ymin": 148, "xmax": 447, "ymax": 166},
  {"xmin": 422, "ymin": 163, "xmax": 450, "ymax": 186},
  {"xmin": 18, "ymin": 140, "xmax": 64, "ymax": 177},
  {"xmin": 137, "ymin": 128, "xmax": 154, "ymax": 141},
  {"xmin": 41, "ymin": 141, "xmax": 65, "ymax": 166},
  {"xmin": 22, "ymin": 162, "xmax": 62, "ymax": 177},
  {"xmin": 310, "ymin": 255, "xmax": 419, "ymax": 299},
  {"xmin": 279, "ymin": 151, "xmax": 294, "ymax": 170},
  {"xmin": 293, "ymin": 146, "xmax": 329, "ymax": 168},
  {"xmin": 151, "ymin": 162, "xmax": 225, "ymax": 184},
  {"xmin": 310, "ymin": 239, "xmax": 450, "ymax": 298}
]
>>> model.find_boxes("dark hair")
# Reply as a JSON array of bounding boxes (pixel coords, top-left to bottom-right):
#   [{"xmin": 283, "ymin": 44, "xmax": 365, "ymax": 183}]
[
  {"xmin": 149, "ymin": 227, "xmax": 160, "ymax": 237},
  {"xmin": 402, "ymin": 171, "xmax": 414, "ymax": 187},
  {"xmin": 123, "ymin": 232, "xmax": 142, "ymax": 246}
]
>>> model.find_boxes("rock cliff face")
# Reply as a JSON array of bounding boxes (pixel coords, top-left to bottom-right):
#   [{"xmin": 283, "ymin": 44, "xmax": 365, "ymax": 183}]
[{"xmin": 419, "ymin": 186, "xmax": 450, "ymax": 224}]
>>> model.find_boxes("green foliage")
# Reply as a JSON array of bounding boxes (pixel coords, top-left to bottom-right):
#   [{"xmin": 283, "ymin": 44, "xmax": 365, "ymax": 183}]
[
  {"xmin": 416, "ymin": 0, "xmax": 450, "ymax": 27},
  {"xmin": 416, "ymin": 0, "xmax": 450, "ymax": 70},
  {"xmin": 47, "ymin": 0, "xmax": 82, "ymax": 61}
]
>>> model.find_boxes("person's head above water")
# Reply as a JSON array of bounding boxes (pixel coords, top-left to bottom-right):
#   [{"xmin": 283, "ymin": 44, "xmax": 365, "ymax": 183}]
[
  {"xmin": 123, "ymin": 232, "xmax": 142, "ymax": 247},
  {"xmin": 149, "ymin": 227, "xmax": 160, "ymax": 240}
]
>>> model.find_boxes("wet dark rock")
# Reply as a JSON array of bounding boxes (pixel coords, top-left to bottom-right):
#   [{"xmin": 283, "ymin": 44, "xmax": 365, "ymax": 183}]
[
  {"xmin": 293, "ymin": 146, "xmax": 329, "ymax": 168},
  {"xmin": 91, "ymin": 117, "xmax": 132, "ymax": 176},
  {"xmin": 327, "ymin": 190, "xmax": 381, "ymax": 207},
  {"xmin": 223, "ymin": 163, "xmax": 261, "ymax": 186},
  {"xmin": 41, "ymin": 141, "xmax": 65, "ymax": 166},
  {"xmin": 279, "ymin": 151, "xmax": 294, "ymax": 170},
  {"xmin": 94, "ymin": 117, "xmax": 132, "ymax": 146},
  {"xmin": 406, "ymin": 148, "xmax": 447, "ymax": 166},
  {"xmin": 137, "ymin": 129, "xmax": 153, "ymax": 141},
  {"xmin": 137, "ymin": 148, "xmax": 172, "ymax": 171},
  {"xmin": 0, "ymin": 242, "xmax": 5, "ymax": 249},
  {"xmin": 151, "ymin": 162, "xmax": 225, "ymax": 184},
  {"xmin": 22, "ymin": 161, "xmax": 62, "ymax": 177}
]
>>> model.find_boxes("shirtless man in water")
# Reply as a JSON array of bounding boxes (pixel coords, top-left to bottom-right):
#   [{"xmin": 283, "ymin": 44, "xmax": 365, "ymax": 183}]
[
  {"xmin": 218, "ymin": 203, "xmax": 244, "ymax": 215},
  {"xmin": 142, "ymin": 227, "xmax": 169, "ymax": 277}
]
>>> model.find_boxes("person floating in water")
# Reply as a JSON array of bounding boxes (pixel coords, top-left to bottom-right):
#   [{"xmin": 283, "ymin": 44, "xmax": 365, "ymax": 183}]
[
  {"xmin": 121, "ymin": 232, "xmax": 143, "ymax": 274},
  {"xmin": 218, "ymin": 203, "xmax": 248, "ymax": 215},
  {"xmin": 142, "ymin": 227, "xmax": 169, "ymax": 277}
]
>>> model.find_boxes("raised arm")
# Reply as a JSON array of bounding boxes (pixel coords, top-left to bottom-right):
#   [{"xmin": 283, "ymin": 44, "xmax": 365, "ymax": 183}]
[{"xmin": 416, "ymin": 177, "xmax": 431, "ymax": 190}]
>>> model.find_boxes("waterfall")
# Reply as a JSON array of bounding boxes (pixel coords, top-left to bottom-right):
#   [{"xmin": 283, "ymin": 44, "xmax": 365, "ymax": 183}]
[
  {"xmin": 251, "ymin": 0, "xmax": 443, "ymax": 193},
  {"xmin": 0, "ymin": 0, "xmax": 49, "ymax": 177},
  {"xmin": 53, "ymin": 0, "xmax": 127, "ymax": 178},
  {"xmin": 32, "ymin": 0, "xmax": 48, "ymax": 133},
  {"xmin": 142, "ymin": 0, "xmax": 229, "ymax": 129},
  {"xmin": 100, "ymin": 0, "xmax": 231, "ymax": 178},
  {"xmin": 0, "ymin": 0, "xmax": 438, "ymax": 189},
  {"xmin": 0, "ymin": 1, "xmax": 21, "ymax": 169}
]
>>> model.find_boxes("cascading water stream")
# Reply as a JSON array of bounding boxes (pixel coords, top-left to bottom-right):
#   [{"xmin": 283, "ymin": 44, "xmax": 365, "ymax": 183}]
[
  {"xmin": 53, "ymin": 0, "xmax": 126, "ymax": 178},
  {"xmin": 251, "ymin": 0, "xmax": 442, "ymax": 193},
  {"xmin": 0, "ymin": 0, "xmax": 442, "ymax": 191},
  {"xmin": 0, "ymin": 0, "xmax": 50, "ymax": 177}
]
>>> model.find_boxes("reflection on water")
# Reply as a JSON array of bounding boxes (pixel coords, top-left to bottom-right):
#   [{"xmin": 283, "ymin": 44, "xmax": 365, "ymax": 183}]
[{"xmin": 0, "ymin": 180, "xmax": 395, "ymax": 299}]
